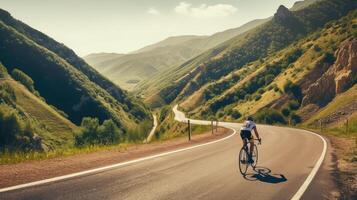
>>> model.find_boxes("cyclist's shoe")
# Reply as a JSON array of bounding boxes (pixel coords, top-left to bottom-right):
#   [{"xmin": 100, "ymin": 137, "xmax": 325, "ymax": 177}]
[{"xmin": 248, "ymin": 158, "xmax": 254, "ymax": 164}]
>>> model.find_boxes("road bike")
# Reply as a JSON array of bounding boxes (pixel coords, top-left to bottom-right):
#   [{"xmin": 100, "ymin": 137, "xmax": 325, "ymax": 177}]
[{"xmin": 238, "ymin": 139, "xmax": 261, "ymax": 175}]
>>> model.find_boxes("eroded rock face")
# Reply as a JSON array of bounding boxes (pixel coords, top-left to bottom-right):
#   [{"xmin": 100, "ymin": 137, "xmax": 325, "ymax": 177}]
[
  {"xmin": 302, "ymin": 38, "xmax": 357, "ymax": 106},
  {"xmin": 274, "ymin": 5, "xmax": 292, "ymax": 21}
]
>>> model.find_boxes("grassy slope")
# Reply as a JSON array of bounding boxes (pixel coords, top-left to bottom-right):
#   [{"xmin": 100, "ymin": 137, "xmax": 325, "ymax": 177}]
[
  {"xmin": 178, "ymin": 7, "xmax": 356, "ymax": 121},
  {"xmin": 0, "ymin": 8, "xmax": 151, "ymax": 127},
  {"xmin": 148, "ymin": 0, "xmax": 356, "ymax": 109},
  {"xmin": 1, "ymin": 78, "xmax": 77, "ymax": 148},
  {"xmin": 139, "ymin": 0, "xmax": 319, "ymax": 101},
  {"xmin": 304, "ymin": 85, "xmax": 357, "ymax": 127}
]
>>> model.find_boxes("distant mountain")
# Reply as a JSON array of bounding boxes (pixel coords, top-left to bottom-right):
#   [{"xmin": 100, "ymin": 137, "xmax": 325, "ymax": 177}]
[
  {"xmin": 84, "ymin": 18, "xmax": 268, "ymax": 91},
  {"xmin": 0, "ymin": 8, "xmax": 152, "ymax": 150},
  {"xmin": 132, "ymin": 35, "xmax": 205, "ymax": 54},
  {"xmin": 83, "ymin": 53, "xmax": 125, "ymax": 68}
]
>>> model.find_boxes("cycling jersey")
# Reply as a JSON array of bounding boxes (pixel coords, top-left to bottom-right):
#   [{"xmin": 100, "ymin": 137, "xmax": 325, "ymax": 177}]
[{"xmin": 240, "ymin": 120, "xmax": 256, "ymax": 131}]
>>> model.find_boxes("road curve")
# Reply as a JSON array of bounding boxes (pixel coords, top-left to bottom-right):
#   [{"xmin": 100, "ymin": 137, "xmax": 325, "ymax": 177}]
[{"xmin": 0, "ymin": 105, "xmax": 326, "ymax": 200}]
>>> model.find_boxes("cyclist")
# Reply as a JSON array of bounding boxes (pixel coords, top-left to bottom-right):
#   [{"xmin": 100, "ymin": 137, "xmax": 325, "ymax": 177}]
[{"xmin": 240, "ymin": 116, "xmax": 261, "ymax": 163}]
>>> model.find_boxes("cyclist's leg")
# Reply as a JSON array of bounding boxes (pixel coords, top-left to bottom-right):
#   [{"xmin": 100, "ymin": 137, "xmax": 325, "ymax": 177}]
[
  {"xmin": 240, "ymin": 130, "xmax": 247, "ymax": 147},
  {"xmin": 249, "ymin": 139, "xmax": 254, "ymax": 155}
]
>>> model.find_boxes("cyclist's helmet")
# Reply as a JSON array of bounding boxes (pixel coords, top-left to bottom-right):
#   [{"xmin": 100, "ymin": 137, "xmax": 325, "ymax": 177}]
[{"xmin": 247, "ymin": 116, "xmax": 254, "ymax": 121}]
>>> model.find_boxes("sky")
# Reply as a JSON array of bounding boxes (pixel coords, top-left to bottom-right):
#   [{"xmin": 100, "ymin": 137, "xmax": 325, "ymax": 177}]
[{"xmin": 0, "ymin": 0, "xmax": 298, "ymax": 56}]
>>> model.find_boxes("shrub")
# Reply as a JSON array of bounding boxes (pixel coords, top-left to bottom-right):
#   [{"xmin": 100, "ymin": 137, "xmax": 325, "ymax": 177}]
[
  {"xmin": 273, "ymin": 85, "xmax": 280, "ymax": 92},
  {"xmin": 255, "ymin": 108, "xmax": 286, "ymax": 125},
  {"xmin": 0, "ymin": 104, "xmax": 37, "ymax": 151},
  {"xmin": 217, "ymin": 111, "xmax": 224, "ymax": 118},
  {"xmin": 281, "ymin": 107, "xmax": 290, "ymax": 117},
  {"xmin": 290, "ymin": 113, "xmax": 302, "ymax": 125},
  {"xmin": 254, "ymin": 94, "xmax": 262, "ymax": 101},
  {"xmin": 313, "ymin": 45, "xmax": 321, "ymax": 52},
  {"xmin": 0, "ymin": 83, "xmax": 16, "ymax": 106},
  {"xmin": 75, "ymin": 117, "xmax": 122, "ymax": 146},
  {"xmin": 11, "ymin": 69, "xmax": 35, "ymax": 92},
  {"xmin": 265, "ymin": 74, "xmax": 275, "ymax": 85},
  {"xmin": 231, "ymin": 110, "xmax": 241, "ymax": 119},
  {"xmin": 283, "ymin": 80, "xmax": 302, "ymax": 99},
  {"xmin": 322, "ymin": 52, "xmax": 335, "ymax": 65},
  {"xmin": 0, "ymin": 63, "xmax": 8, "ymax": 78},
  {"xmin": 258, "ymin": 88, "xmax": 265, "ymax": 94},
  {"xmin": 288, "ymin": 100, "xmax": 300, "ymax": 110},
  {"xmin": 0, "ymin": 105, "xmax": 23, "ymax": 147}
]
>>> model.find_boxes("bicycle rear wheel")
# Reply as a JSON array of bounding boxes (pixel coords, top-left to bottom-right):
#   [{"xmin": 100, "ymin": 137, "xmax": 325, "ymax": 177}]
[
  {"xmin": 238, "ymin": 148, "xmax": 248, "ymax": 175},
  {"xmin": 251, "ymin": 144, "xmax": 258, "ymax": 168}
]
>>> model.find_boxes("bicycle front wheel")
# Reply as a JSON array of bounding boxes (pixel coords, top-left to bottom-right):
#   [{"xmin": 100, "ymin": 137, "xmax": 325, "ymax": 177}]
[
  {"xmin": 238, "ymin": 148, "xmax": 248, "ymax": 175},
  {"xmin": 251, "ymin": 144, "xmax": 258, "ymax": 168}
]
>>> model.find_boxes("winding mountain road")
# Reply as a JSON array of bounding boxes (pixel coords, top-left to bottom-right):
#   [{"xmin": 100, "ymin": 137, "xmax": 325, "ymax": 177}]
[{"xmin": 0, "ymin": 105, "xmax": 327, "ymax": 200}]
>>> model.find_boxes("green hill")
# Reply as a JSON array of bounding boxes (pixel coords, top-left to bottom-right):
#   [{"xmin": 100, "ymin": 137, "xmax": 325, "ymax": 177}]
[
  {"xmin": 0, "ymin": 9, "xmax": 152, "ymax": 151},
  {"xmin": 151, "ymin": 0, "xmax": 356, "ymax": 108},
  {"xmin": 0, "ymin": 8, "xmax": 145, "ymax": 118},
  {"xmin": 178, "ymin": 7, "xmax": 356, "ymax": 128}
]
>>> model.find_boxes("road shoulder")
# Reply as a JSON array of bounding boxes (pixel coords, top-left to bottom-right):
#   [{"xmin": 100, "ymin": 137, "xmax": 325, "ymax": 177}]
[
  {"xmin": 0, "ymin": 128, "xmax": 230, "ymax": 189},
  {"xmin": 302, "ymin": 134, "xmax": 357, "ymax": 199}
]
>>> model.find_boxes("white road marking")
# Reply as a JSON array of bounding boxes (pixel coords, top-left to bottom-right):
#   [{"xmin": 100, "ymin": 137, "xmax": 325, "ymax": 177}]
[
  {"xmin": 0, "ymin": 104, "xmax": 327, "ymax": 199},
  {"xmin": 0, "ymin": 129, "xmax": 236, "ymax": 193},
  {"xmin": 290, "ymin": 130, "xmax": 327, "ymax": 200},
  {"xmin": 174, "ymin": 105, "xmax": 328, "ymax": 200}
]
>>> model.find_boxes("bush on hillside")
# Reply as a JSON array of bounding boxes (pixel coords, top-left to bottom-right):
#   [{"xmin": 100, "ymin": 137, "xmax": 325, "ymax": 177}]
[
  {"xmin": 281, "ymin": 107, "xmax": 291, "ymax": 117},
  {"xmin": 255, "ymin": 108, "xmax": 286, "ymax": 125},
  {"xmin": 11, "ymin": 69, "xmax": 35, "ymax": 92},
  {"xmin": 231, "ymin": 110, "xmax": 242, "ymax": 119},
  {"xmin": 0, "ymin": 104, "xmax": 40, "ymax": 151},
  {"xmin": 0, "ymin": 63, "xmax": 8, "ymax": 78},
  {"xmin": 0, "ymin": 83, "xmax": 16, "ymax": 106},
  {"xmin": 254, "ymin": 94, "xmax": 262, "ymax": 101},
  {"xmin": 288, "ymin": 100, "xmax": 300, "ymax": 110},
  {"xmin": 290, "ymin": 113, "xmax": 302, "ymax": 125},
  {"xmin": 283, "ymin": 80, "xmax": 302, "ymax": 99},
  {"xmin": 75, "ymin": 117, "xmax": 122, "ymax": 146},
  {"xmin": 322, "ymin": 52, "xmax": 336, "ymax": 65}
]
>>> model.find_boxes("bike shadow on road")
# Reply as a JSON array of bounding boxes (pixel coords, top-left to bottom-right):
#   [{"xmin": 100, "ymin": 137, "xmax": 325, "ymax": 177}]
[{"xmin": 242, "ymin": 166, "xmax": 287, "ymax": 184}]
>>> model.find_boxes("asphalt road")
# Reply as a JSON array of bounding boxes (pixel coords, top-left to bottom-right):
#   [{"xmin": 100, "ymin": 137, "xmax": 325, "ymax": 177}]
[{"xmin": 0, "ymin": 106, "xmax": 326, "ymax": 200}]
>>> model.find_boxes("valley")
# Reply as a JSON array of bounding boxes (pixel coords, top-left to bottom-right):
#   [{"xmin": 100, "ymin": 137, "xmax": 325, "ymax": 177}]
[{"xmin": 0, "ymin": 0, "xmax": 356, "ymax": 199}]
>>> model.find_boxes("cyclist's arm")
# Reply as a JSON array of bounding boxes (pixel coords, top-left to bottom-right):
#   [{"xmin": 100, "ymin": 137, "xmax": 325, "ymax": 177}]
[{"xmin": 253, "ymin": 126, "xmax": 260, "ymax": 140}]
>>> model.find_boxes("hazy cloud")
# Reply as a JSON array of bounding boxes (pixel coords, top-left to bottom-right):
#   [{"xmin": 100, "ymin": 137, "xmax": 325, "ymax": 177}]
[
  {"xmin": 147, "ymin": 7, "xmax": 160, "ymax": 15},
  {"xmin": 174, "ymin": 2, "xmax": 237, "ymax": 19}
]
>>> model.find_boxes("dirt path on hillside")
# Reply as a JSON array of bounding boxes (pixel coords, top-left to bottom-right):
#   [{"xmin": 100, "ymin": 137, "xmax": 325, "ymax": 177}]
[{"xmin": 0, "ymin": 128, "xmax": 231, "ymax": 188}]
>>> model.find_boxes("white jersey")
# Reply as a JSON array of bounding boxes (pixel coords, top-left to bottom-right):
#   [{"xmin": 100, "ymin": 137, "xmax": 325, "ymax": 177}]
[{"xmin": 240, "ymin": 120, "xmax": 256, "ymax": 131}]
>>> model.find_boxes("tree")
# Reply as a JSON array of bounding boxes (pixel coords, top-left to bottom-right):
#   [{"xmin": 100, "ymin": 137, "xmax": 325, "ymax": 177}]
[
  {"xmin": 11, "ymin": 69, "xmax": 35, "ymax": 92},
  {"xmin": 231, "ymin": 110, "xmax": 242, "ymax": 119},
  {"xmin": 281, "ymin": 107, "xmax": 291, "ymax": 117},
  {"xmin": 255, "ymin": 108, "xmax": 286, "ymax": 124}
]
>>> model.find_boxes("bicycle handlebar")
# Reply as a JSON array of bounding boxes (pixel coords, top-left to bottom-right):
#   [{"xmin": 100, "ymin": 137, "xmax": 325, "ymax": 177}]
[{"xmin": 254, "ymin": 138, "xmax": 262, "ymax": 145}]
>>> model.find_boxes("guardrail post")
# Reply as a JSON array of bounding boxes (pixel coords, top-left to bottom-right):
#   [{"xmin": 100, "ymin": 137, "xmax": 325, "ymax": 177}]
[
  {"xmin": 215, "ymin": 121, "xmax": 218, "ymax": 133},
  {"xmin": 188, "ymin": 120, "xmax": 191, "ymax": 141},
  {"xmin": 211, "ymin": 120, "xmax": 214, "ymax": 134}
]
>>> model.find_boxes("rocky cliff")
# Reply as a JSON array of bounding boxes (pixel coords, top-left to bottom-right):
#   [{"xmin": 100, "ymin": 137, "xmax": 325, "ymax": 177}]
[{"xmin": 302, "ymin": 38, "xmax": 357, "ymax": 107}]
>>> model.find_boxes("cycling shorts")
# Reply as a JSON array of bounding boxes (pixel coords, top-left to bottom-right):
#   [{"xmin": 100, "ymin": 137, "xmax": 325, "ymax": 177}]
[{"xmin": 240, "ymin": 130, "xmax": 253, "ymax": 141}]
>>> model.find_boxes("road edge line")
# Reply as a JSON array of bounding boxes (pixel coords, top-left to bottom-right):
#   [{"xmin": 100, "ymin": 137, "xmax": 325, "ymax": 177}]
[
  {"xmin": 174, "ymin": 104, "xmax": 328, "ymax": 199},
  {"xmin": 290, "ymin": 130, "xmax": 327, "ymax": 200},
  {"xmin": 0, "ymin": 129, "xmax": 236, "ymax": 193}
]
